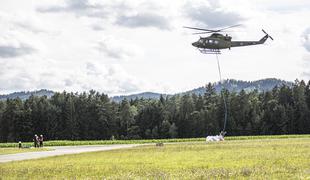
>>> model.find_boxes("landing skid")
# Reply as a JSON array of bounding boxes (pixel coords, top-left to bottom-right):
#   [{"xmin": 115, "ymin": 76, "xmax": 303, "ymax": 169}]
[{"xmin": 198, "ymin": 48, "xmax": 221, "ymax": 54}]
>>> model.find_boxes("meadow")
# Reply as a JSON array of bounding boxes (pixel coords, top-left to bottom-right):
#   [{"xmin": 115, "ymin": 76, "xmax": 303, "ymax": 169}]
[
  {"xmin": 0, "ymin": 137, "xmax": 309, "ymax": 179},
  {"xmin": 1, "ymin": 134, "xmax": 309, "ymax": 148}
]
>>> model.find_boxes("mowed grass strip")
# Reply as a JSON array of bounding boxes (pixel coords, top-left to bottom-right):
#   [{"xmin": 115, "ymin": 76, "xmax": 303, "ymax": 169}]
[
  {"xmin": 1, "ymin": 134, "xmax": 309, "ymax": 148},
  {"xmin": 0, "ymin": 138, "xmax": 309, "ymax": 179},
  {"xmin": 0, "ymin": 148, "xmax": 50, "ymax": 155}
]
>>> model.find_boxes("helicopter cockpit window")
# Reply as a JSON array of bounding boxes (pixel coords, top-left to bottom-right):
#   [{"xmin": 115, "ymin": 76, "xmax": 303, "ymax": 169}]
[{"xmin": 198, "ymin": 39, "xmax": 203, "ymax": 43}]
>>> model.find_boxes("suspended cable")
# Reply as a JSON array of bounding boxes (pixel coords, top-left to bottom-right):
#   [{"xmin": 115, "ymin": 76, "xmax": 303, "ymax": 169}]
[{"xmin": 216, "ymin": 53, "xmax": 228, "ymax": 132}]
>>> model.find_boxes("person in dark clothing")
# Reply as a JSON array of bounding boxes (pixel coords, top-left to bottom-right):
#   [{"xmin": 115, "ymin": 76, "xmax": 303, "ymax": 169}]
[
  {"xmin": 39, "ymin": 135, "xmax": 44, "ymax": 147},
  {"xmin": 33, "ymin": 134, "xmax": 38, "ymax": 148}
]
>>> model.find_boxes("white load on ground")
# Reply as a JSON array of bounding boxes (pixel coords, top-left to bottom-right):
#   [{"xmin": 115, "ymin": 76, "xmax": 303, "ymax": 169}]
[
  {"xmin": 206, "ymin": 135, "xmax": 224, "ymax": 142},
  {"xmin": 206, "ymin": 131, "xmax": 226, "ymax": 142}
]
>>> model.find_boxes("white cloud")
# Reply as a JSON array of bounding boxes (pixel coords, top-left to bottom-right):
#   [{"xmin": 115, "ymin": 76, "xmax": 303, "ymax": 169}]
[
  {"xmin": 38, "ymin": 0, "xmax": 172, "ymax": 30},
  {"xmin": 37, "ymin": 0, "xmax": 108, "ymax": 18},
  {"xmin": 0, "ymin": 56, "xmax": 143, "ymax": 95},
  {"xmin": 184, "ymin": 1, "xmax": 244, "ymax": 28},
  {"xmin": 95, "ymin": 36, "xmax": 141, "ymax": 61},
  {"xmin": 116, "ymin": 12, "xmax": 170, "ymax": 30},
  {"xmin": 302, "ymin": 28, "xmax": 310, "ymax": 52},
  {"xmin": 0, "ymin": 0, "xmax": 310, "ymax": 95},
  {"xmin": 0, "ymin": 44, "xmax": 34, "ymax": 58}
]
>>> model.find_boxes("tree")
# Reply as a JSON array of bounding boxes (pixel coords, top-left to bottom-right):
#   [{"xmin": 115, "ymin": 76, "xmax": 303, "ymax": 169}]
[
  {"xmin": 161, "ymin": 120, "xmax": 171, "ymax": 138},
  {"xmin": 195, "ymin": 94, "xmax": 204, "ymax": 111},
  {"xmin": 2, "ymin": 98, "xmax": 24, "ymax": 142},
  {"xmin": 0, "ymin": 101, "xmax": 6, "ymax": 142},
  {"xmin": 204, "ymin": 83, "xmax": 217, "ymax": 106},
  {"xmin": 2, "ymin": 81, "xmax": 310, "ymax": 142},
  {"xmin": 306, "ymin": 80, "xmax": 310, "ymax": 111},
  {"xmin": 178, "ymin": 95, "xmax": 195, "ymax": 137},
  {"xmin": 119, "ymin": 99, "xmax": 137, "ymax": 138},
  {"xmin": 292, "ymin": 80, "xmax": 310, "ymax": 134},
  {"xmin": 168, "ymin": 123, "xmax": 178, "ymax": 138}
]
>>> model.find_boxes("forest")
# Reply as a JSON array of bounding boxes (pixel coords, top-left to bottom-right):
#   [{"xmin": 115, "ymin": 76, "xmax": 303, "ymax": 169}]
[{"xmin": 0, "ymin": 80, "xmax": 309, "ymax": 142}]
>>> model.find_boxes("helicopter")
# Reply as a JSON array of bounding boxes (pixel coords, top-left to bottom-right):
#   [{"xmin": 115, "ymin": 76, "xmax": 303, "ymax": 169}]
[{"xmin": 184, "ymin": 25, "xmax": 273, "ymax": 54}]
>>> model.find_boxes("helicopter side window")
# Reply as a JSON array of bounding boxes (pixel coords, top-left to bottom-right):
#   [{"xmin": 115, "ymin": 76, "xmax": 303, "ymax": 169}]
[
  {"xmin": 208, "ymin": 40, "xmax": 213, "ymax": 44},
  {"xmin": 214, "ymin": 40, "xmax": 219, "ymax": 44}
]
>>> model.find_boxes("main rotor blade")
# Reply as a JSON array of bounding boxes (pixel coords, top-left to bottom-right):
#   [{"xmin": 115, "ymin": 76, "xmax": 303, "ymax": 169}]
[
  {"xmin": 183, "ymin": 26, "xmax": 215, "ymax": 32},
  {"xmin": 218, "ymin": 24, "xmax": 242, "ymax": 31},
  {"xmin": 193, "ymin": 32, "xmax": 213, "ymax": 35}
]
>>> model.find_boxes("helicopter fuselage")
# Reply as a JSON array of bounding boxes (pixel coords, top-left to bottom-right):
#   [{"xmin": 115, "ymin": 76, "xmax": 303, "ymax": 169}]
[
  {"xmin": 192, "ymin": 36, "xmax": 231, "ymax": 49},
  {"xmin": 192, "ymin": 31, "xmax": 271, "ymax": 51}
]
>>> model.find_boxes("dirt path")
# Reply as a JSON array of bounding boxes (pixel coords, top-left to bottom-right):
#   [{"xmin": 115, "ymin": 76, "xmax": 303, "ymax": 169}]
[{"xmin": 0, "ymin": 144, "xmax": 142, "ymax": 163}]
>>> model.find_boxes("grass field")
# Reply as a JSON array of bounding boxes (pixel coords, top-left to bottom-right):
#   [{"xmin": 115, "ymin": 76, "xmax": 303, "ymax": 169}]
[
  {"xmin": 1, "ymin": 134, "xmax": 309, "ymax": 148},
  {"xmin": 0, "ymin": 137, "xmax": 309, "ymax": 179},
  {"xmin": 0, "ymin": 148, "xmax": 50, "ymax": 155}
]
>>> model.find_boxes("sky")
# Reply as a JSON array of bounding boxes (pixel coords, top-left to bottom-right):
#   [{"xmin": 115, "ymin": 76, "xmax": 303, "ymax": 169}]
[{"xmin": 0, "ymin": 0, "xmax": 310, "ymax": 96}]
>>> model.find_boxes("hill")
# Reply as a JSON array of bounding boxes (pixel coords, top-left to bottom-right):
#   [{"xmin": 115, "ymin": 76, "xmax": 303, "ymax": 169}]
[
  {"xmin": 0, "ymin": 89, "xmax": 54, "ymax": 101},
  {"xmin": 187, "ymin": 78, "xmax": 293, "ymax": 96},
  {"xmin": 111, "ymin": 92, "xmax": 169, "ymax": 102},
  {"xmin": 112, "ymin": 78, "xmax": 292, "ymax": 102},
  {"xmin": 0, "ymin": 78, "xmax": 293, "ymax": 101}
]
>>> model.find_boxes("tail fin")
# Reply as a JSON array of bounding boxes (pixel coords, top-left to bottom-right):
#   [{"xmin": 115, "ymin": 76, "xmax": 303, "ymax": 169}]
[{"xmin": 259, "ymin": 35, "xmax": 269, "ymax": 44}]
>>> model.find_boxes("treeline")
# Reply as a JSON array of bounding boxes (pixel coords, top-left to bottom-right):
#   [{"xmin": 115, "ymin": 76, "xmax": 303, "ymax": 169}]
[{"xmin": 0, "ymin": 80, "xmax": 310, "ymax": 142}]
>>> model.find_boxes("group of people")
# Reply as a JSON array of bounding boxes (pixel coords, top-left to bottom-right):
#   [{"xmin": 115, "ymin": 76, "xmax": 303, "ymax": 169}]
[{"xmin": 33, "ymin": 134, "xmax": 44, "ymax": 148}]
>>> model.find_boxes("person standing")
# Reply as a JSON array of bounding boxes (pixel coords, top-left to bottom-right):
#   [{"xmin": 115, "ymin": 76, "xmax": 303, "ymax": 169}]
[
  {"xmin": 33, "ymin": 134, "xmax": 38, "ymax": 148},
  {"xmin": 39, "ymin": 135, "xmax": 44, "ymax": 147}
]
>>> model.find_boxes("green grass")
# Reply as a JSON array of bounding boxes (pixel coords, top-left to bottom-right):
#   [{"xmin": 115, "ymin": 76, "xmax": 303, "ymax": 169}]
[
  {"xmin": 0, "ymin": 148, "xmax": 50, "ymax": 155},
  {"xmin": 1, "ymin": 134, "xmax": 309, "ymax": 148},
  {"xmin": 0, "ymin": 138, "xmax": 309, "ymax": 179}
]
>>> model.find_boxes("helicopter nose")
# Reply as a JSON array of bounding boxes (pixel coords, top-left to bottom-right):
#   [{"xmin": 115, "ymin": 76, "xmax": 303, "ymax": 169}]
[{"xmin": 192, "ymin": 42, "xmax": 198, "ymax": 47}]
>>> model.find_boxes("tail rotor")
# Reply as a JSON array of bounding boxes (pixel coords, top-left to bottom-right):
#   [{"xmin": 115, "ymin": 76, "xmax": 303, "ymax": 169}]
[{"xmin": 262, "ymin": 29, "xmax": 274, "ymax": 40}]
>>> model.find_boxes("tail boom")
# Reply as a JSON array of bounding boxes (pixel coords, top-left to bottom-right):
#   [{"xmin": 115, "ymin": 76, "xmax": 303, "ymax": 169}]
[
  {"xmin": 231, "ymin": 40, "xmax": 262, "ymax": 47},
  {"xmin": 231, "ymin": 29, "xmax": 272, "ymax": 48}
]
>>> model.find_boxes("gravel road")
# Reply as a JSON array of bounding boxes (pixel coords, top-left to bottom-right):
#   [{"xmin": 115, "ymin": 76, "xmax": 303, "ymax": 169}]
[{"xmin": 0, "ymin": 144, "xmax": 141, "ymax": 163}]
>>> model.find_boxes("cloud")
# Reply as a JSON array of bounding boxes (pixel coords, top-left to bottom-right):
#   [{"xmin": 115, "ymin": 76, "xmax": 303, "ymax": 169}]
[
  {"xmin": 302, "ymin": 28, "xmax": 310, "ymax": 52},
  {"xmin": 75, "ymin": 63, "xmax": 141, "ymax": 94},
  {"xmin": 0, "ymin": 44, "xmax": 34, "ymax": 58},
  {"xmin": 301, "ymin": 53, "xmax": 310, "ymax": 79},
  {"xmin": 0, "ymin": 28, "xmax": 36, "ymax": 58},
  {"xmin": 96, "ymin": 37, "xmax": 140, "ymax": 60},
  {"xmin": 92, "ymin": 24, "xmax": 105, "ymax": 31},
  {"xmin": 37, "ymin": 0, "xmax": 108, "ymax": 18},
  {"xmin": 116, "ymin": 12, "xmax": 170, "ymax": 29},
  {"xmin": 184, "ymin": 1, "xmax": 244, "ymax": 28},
  {"xmin": 0, "ymin": 57, "xmax": 142, "ymax": 95},
  {"xmin": 86, "ymin": 62, "xmax": 101, "ymax": 76},
  {"xmin": 0, "ymin": 12, "xmax": 46, "ymax": 34},
  {"xmin": 266, "ymin": 1, "xmax": 310, "ymax": 13},
  {"xmin": 302, "ymin": 72, "xmax": 310, "ymax": 78},
  {"xmin": 0, "ymin": 12, "xmax": 47, "ymax": 58},
  {"xmin": 2, "ymin": 0, "xmax": 310, "ymax": 95},
  {"xmin": 14, "ymin": 20, "xmax": 46, "ymax": 34},
  {"xmin": 301, "ymin": 28, "xmax": 310, "ymax": 79},
  {"xmin": 38, "ymin": 0, "xmax": 171, "ymax": 30},
  {"xmin": 104, "ymin": 64, "xmax": 141, "ymax": 94}
]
